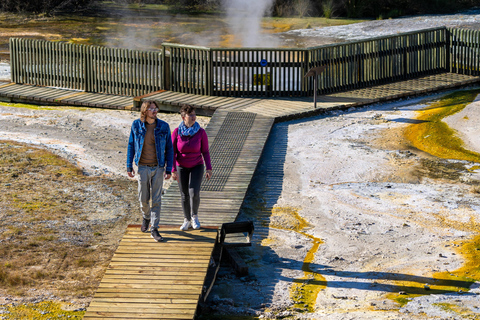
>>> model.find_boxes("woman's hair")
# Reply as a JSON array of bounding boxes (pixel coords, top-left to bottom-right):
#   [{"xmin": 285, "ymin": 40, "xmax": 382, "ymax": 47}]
[
  {"xmin": 180, "ymin": 104, "xmax": 195, "ymax": 117},
  {"xmin": 140, "ymin": 100, "xmax": 159, "ymax": 121}
]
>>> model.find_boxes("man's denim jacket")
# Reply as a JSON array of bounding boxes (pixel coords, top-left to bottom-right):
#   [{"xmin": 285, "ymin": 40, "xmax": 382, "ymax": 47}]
[{"xmin": 127, "ymin": 118, "xmax": 173, "ymax": 174}]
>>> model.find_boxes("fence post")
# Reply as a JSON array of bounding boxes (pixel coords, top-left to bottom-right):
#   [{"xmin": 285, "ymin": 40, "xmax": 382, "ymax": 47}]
[
  {"xmin": 302, "ymin": 49, "xmax": 309, "ymax": 96},
  {"xmin": 84, "ymin": 45, "xmax": 91, "ymax": 92},
  {"xmin": 207, "ymin": 49, "xmax": 213, "ymax": 96},
  {"xmin": 9, "ymin": 38, "xmax": 16, "ymax": 83},
  {"xmin": 445, "ymin": 27, "xmax": 451, "ymax": 73},
  {"xmin": 162, "ymin": 45, "xmax": 170, "ymax": 91}
]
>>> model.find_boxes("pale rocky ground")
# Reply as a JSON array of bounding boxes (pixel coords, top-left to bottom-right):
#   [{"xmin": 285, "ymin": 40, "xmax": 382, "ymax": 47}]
[
  {"xmin": 210, "ymin": 91, "xmax": 480, "ymax": 319},
  {"xmin": 1, "ymin": 8, "xmax": 480, "ymax": 320}
]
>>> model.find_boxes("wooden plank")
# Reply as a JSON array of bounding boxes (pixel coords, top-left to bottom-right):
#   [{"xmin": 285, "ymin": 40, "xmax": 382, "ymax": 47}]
[
  {"xmin": 88, "ymin": 303, "xmax": 197, "ymax": 311},
  {"xmin": 85, "ymin": 227, "xmax": 216, "ymax": 320},
  {"xmin": 91, "ymin": 297, "xmax": 198, "ymax": 304},
  {"xmin": 83, "ymin": 312, "xmax": 194, "ymax": 320},
  {"xmin": 0, "ymin": 82, "xmax": 16, "ymax": 89}
]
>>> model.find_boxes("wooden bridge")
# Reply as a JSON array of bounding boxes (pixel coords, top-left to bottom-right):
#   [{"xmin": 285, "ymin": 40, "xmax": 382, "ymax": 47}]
[{"xmin": 1, "ymin": 27, "xmax": 479, "ymax": 319}]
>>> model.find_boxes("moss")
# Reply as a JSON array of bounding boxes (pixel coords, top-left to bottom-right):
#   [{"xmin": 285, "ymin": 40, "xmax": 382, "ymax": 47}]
[{"xmin": 3, "ymin": 301, "xmax": 84, "ymax": 320}]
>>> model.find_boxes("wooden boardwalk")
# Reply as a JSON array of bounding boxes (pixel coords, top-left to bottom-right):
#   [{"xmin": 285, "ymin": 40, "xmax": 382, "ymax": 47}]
[
  {"xmin": 82, "ymin": 110, "xmax": 275, "ymax": 319},
  {"xmin": 160, "ymin": 109, "xmax": 274, "ymax": 227},
  {"xmin": 1, "ymin": 73, "xmax": 479, "ymax": 120},
  {"xmin": 1, "ymin": 71, "xmax": 479, "ymax": 319},
  {"xmin": 0, "ymin": 82, "xmax": 134, "ymax": 109},
  {"xmin": 144, "ymin": 73, "xmax": 480, "ymax": 121},
  {"xmin": 83, "ymin": 227, "xmax": 218, "ymax": 320}
]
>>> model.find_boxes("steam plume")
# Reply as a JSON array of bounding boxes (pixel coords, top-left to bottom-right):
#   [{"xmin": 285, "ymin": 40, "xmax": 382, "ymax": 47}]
[{"xmin": 222, "ymin": 0, "xmax": 278, "ymax": 47}]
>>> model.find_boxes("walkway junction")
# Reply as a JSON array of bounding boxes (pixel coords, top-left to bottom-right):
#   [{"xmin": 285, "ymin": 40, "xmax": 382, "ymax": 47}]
[{"xmin": 1, "ymin": 27, "xmax": 479, "ymax": 319}]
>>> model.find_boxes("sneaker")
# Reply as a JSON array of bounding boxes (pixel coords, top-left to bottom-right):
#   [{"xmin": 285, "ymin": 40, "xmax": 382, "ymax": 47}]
[
  {"xmin": 180, "ymin": 218, "xmax": 191, "ymax": 231},
  {"xmin": 191, "ymin": 215, "xmax": 201, "ymax": 229},
  {"xmin": 151, "ymin": 228, "xmax": 163, "ymax": 242},
  {"xmin": 141, "ymin": 218, "xmax": 150, "ymax": 233}
]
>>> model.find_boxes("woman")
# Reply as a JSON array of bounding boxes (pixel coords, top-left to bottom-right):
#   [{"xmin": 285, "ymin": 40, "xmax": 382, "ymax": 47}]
[{"xmin": 172, "ymin": 104, "xmax": 212, "ymax": 230}]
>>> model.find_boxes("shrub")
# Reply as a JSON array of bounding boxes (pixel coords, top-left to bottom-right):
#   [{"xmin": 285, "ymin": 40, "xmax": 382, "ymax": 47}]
[{"xmin": 322, "ymin": 0, "xmax": 335, "ymax": 18}]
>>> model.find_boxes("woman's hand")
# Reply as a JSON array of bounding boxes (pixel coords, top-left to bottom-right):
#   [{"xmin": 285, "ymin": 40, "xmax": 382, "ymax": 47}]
[
  {"xmin": 172, "ymin": 172, "xmax": 178, "ymax": 181},
  {"xmin": 206, "ymin": 170, "xmax": 212, "ymax": 180}
]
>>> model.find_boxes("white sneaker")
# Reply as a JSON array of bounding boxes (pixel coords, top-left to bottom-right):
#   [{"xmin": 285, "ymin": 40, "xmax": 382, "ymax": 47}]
[
  {"xmin": 180, "ymin": 218, "xmax": 191, "ymax": 231},
  {"xmin": 191, "ymin": 215, "xmax": 201, "ymax": 229}
]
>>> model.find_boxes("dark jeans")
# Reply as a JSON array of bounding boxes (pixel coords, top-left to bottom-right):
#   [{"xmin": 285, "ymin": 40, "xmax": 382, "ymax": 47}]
[{"xmin": 177, "ymin": 164, "xmax": 204, "ymax": 220}]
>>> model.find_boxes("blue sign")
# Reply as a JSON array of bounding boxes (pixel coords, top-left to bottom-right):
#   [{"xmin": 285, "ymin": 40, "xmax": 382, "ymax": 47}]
[{"xmin": 260, "ymin": 59, "xmax": 268, "ymax": 67}]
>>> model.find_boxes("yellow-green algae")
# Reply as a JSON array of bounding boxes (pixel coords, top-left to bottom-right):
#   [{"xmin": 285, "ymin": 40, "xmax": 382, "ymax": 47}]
[
  {"xmin": 268, "ymin": 206, "xmax": 326, "ymax": 313},
  {"xmin": 387, "ymin": 89, "xmax": 480, "ymax": 310},
  {"xmin": 2, "ymin": 301, "xmax": 84, "ymax": 319},
  {"xmin": 0, "ymin": 101, "xmax": 89, "ymax": 111},
  {"xmin": 433, "ymin": 302, "xmax": 473, "ymax": 315},
  {"xmin": 404, "ymin": 89, "xmax": 480, "ymax": 162},
  {"xmin": 434, "ymin": 235, "xmax": 480, "ymax": 286}
]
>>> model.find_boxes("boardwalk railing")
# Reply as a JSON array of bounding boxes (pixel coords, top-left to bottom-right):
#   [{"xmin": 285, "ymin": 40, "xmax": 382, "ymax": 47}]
[
  {"xmin": 9, "ymin": 27, "xmax": 480, "ymax": 98},
  {"xmin": 449, "ymin": 28, "xmax": 480, "ymax": 76},
  {"xmin": 9, "ymin": 38, "xmax": 164, "ymax": 96},
  {"xmin": 309, "ymin": 27, "xmax": 447, "ymax": 95}
]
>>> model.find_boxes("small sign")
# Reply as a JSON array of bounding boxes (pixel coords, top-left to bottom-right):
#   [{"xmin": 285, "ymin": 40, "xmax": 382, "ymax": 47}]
[
  {"xmin": 260, "ymin": 59, "xmax": 268, "ymax": 67},
  {"xmin": 304, "ymin": 65, "xmax": 326, "ymax": 78},
  {"xmin": 253, "ymin": 73, "xmax": 271, "ymax": 86}
]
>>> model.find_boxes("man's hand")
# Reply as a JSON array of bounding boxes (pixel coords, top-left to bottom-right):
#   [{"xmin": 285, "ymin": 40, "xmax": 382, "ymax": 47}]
[
  {"xmin": 127, "ymin": 169, "xmax": 135, "ymax": 178},
  {"xmin": 165, "ymin": 173, "xmax": 172, "ymax": 180}
]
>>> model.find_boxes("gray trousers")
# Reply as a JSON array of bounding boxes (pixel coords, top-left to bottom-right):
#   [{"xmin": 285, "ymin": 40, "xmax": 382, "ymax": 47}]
[{"xmin": 138, "ymin": 165, "xmax": 164, "ymax": 229}]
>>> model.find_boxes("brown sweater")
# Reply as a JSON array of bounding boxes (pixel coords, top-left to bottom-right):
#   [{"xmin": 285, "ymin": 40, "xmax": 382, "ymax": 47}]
[{"xmin": 138, "ymin": 121, "xmax": 158, "ymax": 166}]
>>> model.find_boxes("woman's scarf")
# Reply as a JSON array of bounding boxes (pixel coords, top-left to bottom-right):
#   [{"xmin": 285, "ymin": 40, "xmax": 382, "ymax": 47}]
[{"xmin": 178, "ymin": 121, "xmax": 200, "ymax": 137}]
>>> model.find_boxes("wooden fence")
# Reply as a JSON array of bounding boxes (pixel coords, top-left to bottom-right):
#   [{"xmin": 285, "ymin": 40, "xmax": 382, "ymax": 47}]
[
  {"xmin": 9, "ymin": 38, "xmax": 164, "ymax": 97},
  {"xmin": 309, "ymin": 27, "xmax": 447, "ymax": 94},
  {"xmin": 449, "ymin": 28, "xmax": 480, "ymax": 76},
  {"xmin": 9, "ymin": 27, "xmax": 480, "ymax": 98}
]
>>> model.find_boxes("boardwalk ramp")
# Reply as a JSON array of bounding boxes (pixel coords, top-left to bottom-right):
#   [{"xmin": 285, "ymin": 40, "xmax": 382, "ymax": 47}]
[{"xmin": 83, "ymin": 227, "xmax": 218, "ymax": 320}]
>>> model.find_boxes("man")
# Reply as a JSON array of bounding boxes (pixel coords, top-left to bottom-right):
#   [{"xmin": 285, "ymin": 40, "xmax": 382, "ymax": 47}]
[{"xmin": 127, "ymin": 100, "xmax": 173, "ymax": 242}]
